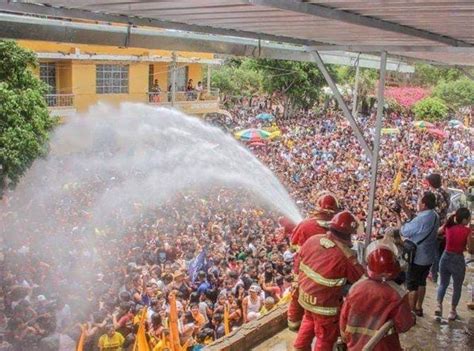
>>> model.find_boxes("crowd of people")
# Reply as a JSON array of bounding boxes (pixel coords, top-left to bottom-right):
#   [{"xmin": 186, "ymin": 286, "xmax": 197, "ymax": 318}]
[{"xmin": 1, "ymin": 96, "xmax": 472, "ymax": 351}]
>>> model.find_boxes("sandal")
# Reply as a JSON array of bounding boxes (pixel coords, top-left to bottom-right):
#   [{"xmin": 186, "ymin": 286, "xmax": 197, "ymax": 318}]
[
  {"xmin": 415, "ymin": 308, "xmax": 423, "ymax": 317},
  {"xmin": 434, "ymin": 305, "xmax": 442, "ymax": 317},
  {"xmin": 448, "ymin": 311, "xmax": 457, "ymax": 321}
]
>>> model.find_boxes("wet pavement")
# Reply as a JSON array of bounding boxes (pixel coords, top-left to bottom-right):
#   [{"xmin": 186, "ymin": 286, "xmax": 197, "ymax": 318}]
[{"xmin": 253, "ymin": 280, "xmax": 474, "ymax": 350}]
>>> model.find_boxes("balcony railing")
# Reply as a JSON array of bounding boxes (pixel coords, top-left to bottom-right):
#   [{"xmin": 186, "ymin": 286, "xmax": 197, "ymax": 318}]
[
  {"xmin": 148, "ymin": 89, "xmax": 219, "ymax": 104},
  {"xmin": 45, "ymin": 94, "xmax": 75, "ymax": 108}
]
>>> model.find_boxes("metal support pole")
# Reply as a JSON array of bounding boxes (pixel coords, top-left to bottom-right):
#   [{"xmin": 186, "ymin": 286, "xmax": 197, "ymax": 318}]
[
  {"xmin": 365, "ymin": 51, "xmax": 387, "ymax": 249},
  {"xmin": 352, "ymin": 54, "xmax": 361, "ymax": 119},
  {"xmin": 171, "ymin": 52, "xmax": 177, "ymax": 106},
  {"xmin": 310, "ymin": 51, "xmax": 371, "ymax": 158},
  {"xmin": 207, "ymin": 64, "xmax": 211, "ymax": 92}
]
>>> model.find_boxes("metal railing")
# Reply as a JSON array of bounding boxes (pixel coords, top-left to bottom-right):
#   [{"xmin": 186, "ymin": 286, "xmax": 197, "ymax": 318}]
[
  {"xmin": 148, "ymin": 89, "xmax": 219, "ymax": 104},
  {"xmin": 45, "ymin": 94, "xmax": 75, "ymax": 108}
]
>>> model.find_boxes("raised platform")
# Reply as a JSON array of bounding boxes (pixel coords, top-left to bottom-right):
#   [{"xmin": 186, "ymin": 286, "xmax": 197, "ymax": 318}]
[
  {"xmin": 255, "ymin": 281, "xmax": 474, "ymax": 351},
  {"xmin": 205, "ymin": 304, "xmax": 288, "ymax": 351},
  {"xmin": 208, "ymin": 279, "xmax": 474, "ymax": 351}
]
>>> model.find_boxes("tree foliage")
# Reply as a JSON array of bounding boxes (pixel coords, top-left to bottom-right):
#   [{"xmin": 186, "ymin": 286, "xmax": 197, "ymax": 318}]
[
  {"xmin": 335, "ymin": 66, "xmax": 378, "ymax": 114},
  {"xmin": 411, "ymin": 63, "xmax": 462, "ymax": 87},
  {"xmin": 210, "ymin": 59, "xmax": 262, "ymax": 98},
  {"xmin": 0, "ymin": 40, "xmax": 56, "ymax": 195},
  {"xmin": 413, "ymin": 97, "xmax": 448, "ymax": 122},
  {"xmin": 432, "ymin": 78, "xmax": 474, "ymax": 110},
  {"xmin": 248, "ymin": 59, "xmax": 329, "ymax": 112}
]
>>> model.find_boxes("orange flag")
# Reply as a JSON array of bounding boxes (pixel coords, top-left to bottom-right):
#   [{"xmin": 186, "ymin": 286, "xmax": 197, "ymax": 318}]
[
  {"xmin": 133, "ymin": 307, "xmax": 151, "ymax": 351},
  {"xmin": 168, "ymin": 293, "xmax": 181, "ymax": 351},
  {"xmin": 392, "ymin": 169, "xmax": 403, "ymax": 194},
  {"xmin": 76, "ymin": 324, "xmax": 86, "ymax": 351},
  {"xmin": 223, "ymin": 304, "xmax": 230, "ymax": 336}
]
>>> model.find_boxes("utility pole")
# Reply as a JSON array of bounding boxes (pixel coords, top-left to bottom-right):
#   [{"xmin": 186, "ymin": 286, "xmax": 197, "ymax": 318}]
[{"xmin": 171, "ymin": 51, "xmax": 177, "ymax": 106}]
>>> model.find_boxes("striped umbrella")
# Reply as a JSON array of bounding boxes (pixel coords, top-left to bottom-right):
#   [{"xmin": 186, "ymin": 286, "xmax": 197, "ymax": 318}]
[{"xmin": 234, "ymin": 128, "xmax": 271, "ymax": 142}]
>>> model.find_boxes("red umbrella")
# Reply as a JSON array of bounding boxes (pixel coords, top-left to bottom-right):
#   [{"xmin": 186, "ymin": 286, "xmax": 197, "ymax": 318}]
[{"xmin": 427, "ymin": 128, "xmax": 448, "ymax": 139}]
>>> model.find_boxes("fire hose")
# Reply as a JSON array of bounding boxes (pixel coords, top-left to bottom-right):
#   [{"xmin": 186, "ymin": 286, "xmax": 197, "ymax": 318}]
[{"xmin": 361, "ymin": 320, "xmax": 394, "ymax": 351}]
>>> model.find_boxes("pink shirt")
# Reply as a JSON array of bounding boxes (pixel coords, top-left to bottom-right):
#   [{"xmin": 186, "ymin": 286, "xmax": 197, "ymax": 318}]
[{"xmin": 444, "ymin": 224, "xmax": 471, "ymax": 254}]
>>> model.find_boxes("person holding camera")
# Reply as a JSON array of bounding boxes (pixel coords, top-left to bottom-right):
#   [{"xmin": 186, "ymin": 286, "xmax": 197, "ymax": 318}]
[{"xmin": 392, "ymin": 191, "xmax": 439, "ymax": 316}]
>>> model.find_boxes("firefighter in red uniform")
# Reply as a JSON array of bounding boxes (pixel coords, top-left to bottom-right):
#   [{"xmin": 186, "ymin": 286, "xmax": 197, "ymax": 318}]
[
  {"xmin": 278, "ymin": 216, "xmax": 296, "ymax": 242},
  {"xmin": 294, "ymin": 211, "xmax": 364, "ymax": 351},
  {"xmin": 340, "ymin": 242, "xmax": 415, "ymax": 350},
  {"xmin": 288, "ymin": 193, "xmax": 340, "ymax": 331}
]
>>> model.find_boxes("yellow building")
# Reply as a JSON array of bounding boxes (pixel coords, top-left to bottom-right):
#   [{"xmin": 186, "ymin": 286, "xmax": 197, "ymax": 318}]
[{"xmin": 18, "ymin": 40, "xmax": 222, "ymax": 117}]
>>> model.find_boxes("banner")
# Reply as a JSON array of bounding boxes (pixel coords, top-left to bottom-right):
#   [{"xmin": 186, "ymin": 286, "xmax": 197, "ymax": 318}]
[
  {"xmin": 133, "ymin": 308, "xmax": 150, "ymax": 351},
  {"xmin": 169, "ymin": 293, "xmax": 181, "ymax": 351},
  {"xmin": 76, "ymin": 324, "xmax": 86, "ymax": 351},
  {"xmin": 224, "ymin": 304, "xmax": 230, "ymax": 335},
  {"xmin": 188, "ymin": 248, "xmax": 207, "ymax": 282},
  {"xmin": 392, "ymin": 170, "xmax": 403, "ymax": 194}
]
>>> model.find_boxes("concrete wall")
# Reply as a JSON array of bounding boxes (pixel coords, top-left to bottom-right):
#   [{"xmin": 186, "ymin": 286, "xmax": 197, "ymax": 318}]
[
  {"xmin": 20, "ymin": 40, "xmax": 212, "ymax": 113},
  {"xmin": 151, "ymin": 62, "xmax": 169, "ymax": 91},
  {"xmin": 56, "ymin": 61, "xmax": 72, "ymax": 94},
  {"xmin": 188, "ymin": 63, "xmax": 203, "ymax": 85},
  {"xmin": 205, "ymin": 304, "xmax": 288, "ymax": 351}
]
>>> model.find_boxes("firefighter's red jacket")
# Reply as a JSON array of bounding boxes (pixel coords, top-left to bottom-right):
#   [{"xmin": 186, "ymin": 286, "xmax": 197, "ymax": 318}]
[
  {"xmin": 297, "ymin": 233, "xmax": 364, "ymax": 316},
  {"xmin": 340, "ymin": 278, "xmax": 415, "ymax": 351}
]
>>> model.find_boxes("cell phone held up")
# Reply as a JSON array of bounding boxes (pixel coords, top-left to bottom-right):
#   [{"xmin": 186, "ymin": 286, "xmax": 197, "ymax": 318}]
[{"xmin": 388, "ymin": 198, "xmax": 402, "ymax": 214}]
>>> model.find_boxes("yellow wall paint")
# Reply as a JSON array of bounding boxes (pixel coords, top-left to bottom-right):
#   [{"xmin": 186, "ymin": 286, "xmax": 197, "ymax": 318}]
[
  {"xmin": 70, "ymin": 61, "xmax": 149, "ymax": 112},
  {"xmin": 56, "ymin": 61, "xmax": 72, "ymax": 94},
  {"xmin": 188, "ymin": 64, "xmax": 203, "ymax": 85},
  {"xmin": 20, "ymin": 40, "xmax": 214, "ymax": 114},
  {"xmin": 71, "ymin": 62, "xmax": 96, "ymax": 112},
  {"xmin": 151, "ymin": 62, "xmax": 169, "ymax": 91}
]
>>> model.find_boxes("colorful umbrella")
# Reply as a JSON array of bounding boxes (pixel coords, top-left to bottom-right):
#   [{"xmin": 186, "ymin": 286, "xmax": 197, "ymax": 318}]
[
  {"xmin": 427, "ymin": 128, "xmax": 448, "ymax": 139},
  {"xmin": 256, "ymin": 113, "xmax": 274, "ymax": 121},
  {"xmin": 413, "ymin": 121, "xmax": 434, "ymax": 129},
  {"xmin": 248, "ymin": 141, "xmax": 266, "ymax": 147},
  {"xmin": 234, "ymin": 128, "xmax": 271, "ymax": 142},
  {"xmin": 448, "ymin": 119, "xmax": 462, "ymax": 128}
]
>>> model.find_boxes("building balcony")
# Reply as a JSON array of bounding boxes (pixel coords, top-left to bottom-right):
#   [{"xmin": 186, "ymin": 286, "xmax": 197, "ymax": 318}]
[
  {"xmin": 148, "ymin": 89, "xmax": 220, "ymax": 115},
  {"xmin": 45, "ymin": 94, "xmax": 76, "ymax": 118}
]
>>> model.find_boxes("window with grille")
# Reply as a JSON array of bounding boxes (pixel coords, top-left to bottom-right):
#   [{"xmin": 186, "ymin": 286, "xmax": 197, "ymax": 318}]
[
  {"xmin": 39, "ymin": 62, "xmax": 56, "ymax": 94},
  {"xmin": 96, "ymin": 64, "xmax": 129, "ymax": 94}
]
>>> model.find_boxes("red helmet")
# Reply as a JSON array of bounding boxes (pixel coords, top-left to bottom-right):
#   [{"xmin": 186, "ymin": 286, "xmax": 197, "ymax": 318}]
[
  {"xmin": 278, "ymin": 216, "xmax": 296, "ymax": 235},
  {"xmin": 366, "ymin": 242, "xmax": 401, "ymax": 281},
  {"xmin": 329, "ymin": 211, "xmax": 358, "ymax": 240},
  {"xmin": 316, "ymin": 193, "xmax": 339, "ymax": 213}
]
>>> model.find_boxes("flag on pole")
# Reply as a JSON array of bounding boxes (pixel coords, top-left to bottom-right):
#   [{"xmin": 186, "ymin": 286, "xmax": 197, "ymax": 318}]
[
  {"xmin": 188, "ymin": 248, "xmax": 207, "ymax": 283},
  {"xmin": 168, "ymin": 293, "xmax": 181, "ymax": 351},
  {"xmin": 76, "ymin": 324, "xmax": 86, "ymax": 351},
  {"xmin": 392, "ymin": 169, "xmax": 403, "ymax": 194},
  {"xmin": 223, "ymin": 304, "xmax": 230, "ymax": 335},
  {"xmin": 133, "ymin": 307, "xmax": 151, "ymax": 351}
]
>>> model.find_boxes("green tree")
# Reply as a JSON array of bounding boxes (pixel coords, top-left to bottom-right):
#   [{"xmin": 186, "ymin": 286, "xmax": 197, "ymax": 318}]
[
  {"xmin": 413, "ymin": 97, "xmax": 448, "ymax": 122},
  {"xmin": 335, "ymin": 66, "xmax": 378, "ymax": 114},
  {"xmin": 248, "ymin": 59, "xmax": 328, "ymax": 116},
  {"xmin": 411, "ymin": 63, "xmax": 462, "ymax": 87},
  {"xmin": 0, "ymin": 40, "xmax": 56, "ymax": 196},
  {"xmin": 433, "ymin": 78, "xmax": 474, "ymax": 110},
  {"xmin": 210, "ymin": 59, "xmax": 262, "ymax": 104}
]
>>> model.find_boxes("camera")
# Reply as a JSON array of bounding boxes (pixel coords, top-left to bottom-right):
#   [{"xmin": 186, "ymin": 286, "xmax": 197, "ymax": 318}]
[{"xmin": 388, "ymin": 198, "xmax": 402, "ymax": 214}]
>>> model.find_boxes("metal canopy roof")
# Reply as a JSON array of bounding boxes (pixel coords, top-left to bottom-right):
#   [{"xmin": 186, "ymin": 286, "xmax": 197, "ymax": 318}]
[{"xmin": 5, "ymin": 0, "xmax": 473, "ymax": 66}]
